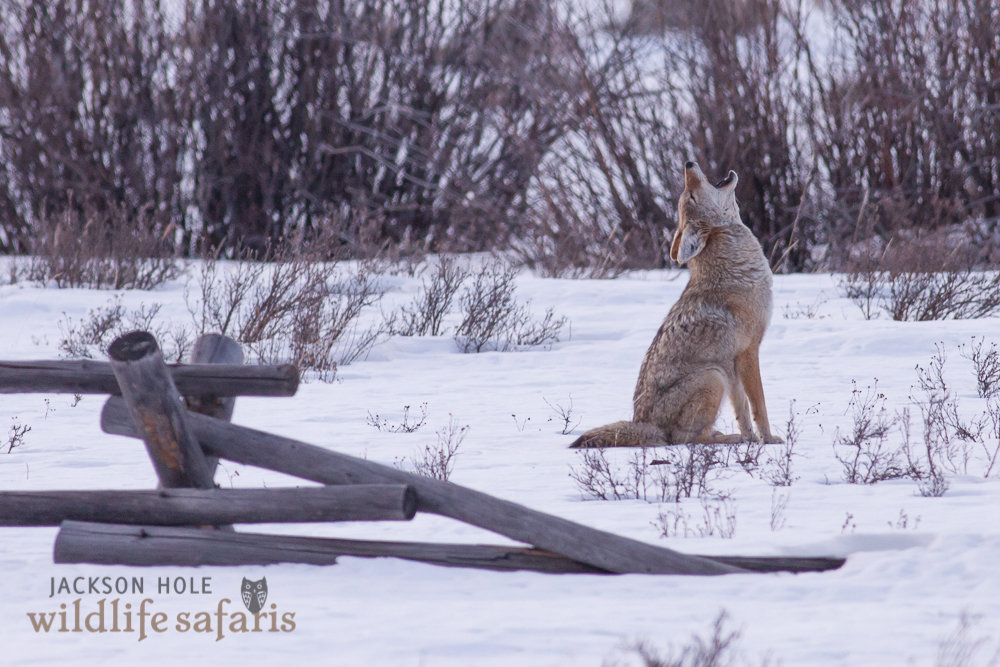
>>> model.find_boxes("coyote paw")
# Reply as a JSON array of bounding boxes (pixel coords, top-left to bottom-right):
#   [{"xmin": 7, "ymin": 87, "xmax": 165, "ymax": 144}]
[{"xmin": 761, "ymin": 434, "xmax": 784, "ymax": 444}]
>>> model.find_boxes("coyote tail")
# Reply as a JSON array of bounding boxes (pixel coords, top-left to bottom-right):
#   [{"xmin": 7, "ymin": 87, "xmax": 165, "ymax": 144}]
[{"xmin": 569, "ymin": 421, "xmax": 668, "ymax": 449}]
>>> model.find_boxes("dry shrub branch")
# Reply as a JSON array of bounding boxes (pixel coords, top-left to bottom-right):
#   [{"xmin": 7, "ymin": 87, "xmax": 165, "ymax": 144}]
[
  {"xmin": 834, "ymin": 342, "xmax": 1000, "ymax": 494},
  {"xmin": 455, "ymin": 259, "xmax": 566, "ymax": 353},
  {"xmin": 26, "ymin": 206, "xmax": 181, "ymax": 290},
  {"xmin": 186, "ymin": 254, "xmax": 387, "ymax": 378},
  {"xmin": 603, "ymin": 610, "xmax": 770, "ymax": 667},
  {"xmin": 840, "ymin": 240, "xmax": 1000, "ymax": 321}
]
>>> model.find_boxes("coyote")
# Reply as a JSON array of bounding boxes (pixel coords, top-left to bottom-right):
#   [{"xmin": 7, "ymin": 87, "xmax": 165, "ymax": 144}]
[{"xmin": 571, "ymin": 162, "xmax": 781, "ymax": 448}]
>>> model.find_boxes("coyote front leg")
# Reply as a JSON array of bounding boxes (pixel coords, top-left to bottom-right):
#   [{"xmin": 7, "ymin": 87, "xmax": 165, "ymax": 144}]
[
  {"xmin": 727, "ymin": 367, "xmax": 757, "ymax": 443},
  {"xmin": 736, "ymin": 346, "xmax": 782, "ymax": 444}
]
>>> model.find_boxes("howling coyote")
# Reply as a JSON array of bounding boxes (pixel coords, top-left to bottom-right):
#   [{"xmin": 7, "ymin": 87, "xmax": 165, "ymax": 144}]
[{"xmin": 571, "ymin": 162, "xmax": 781, "ymax": 448}]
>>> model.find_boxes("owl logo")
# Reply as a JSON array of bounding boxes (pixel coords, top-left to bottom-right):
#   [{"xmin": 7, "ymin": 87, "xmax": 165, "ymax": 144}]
[{"xmin": 241, "ymin": 577, "xmax": 268, "ymax": 614}]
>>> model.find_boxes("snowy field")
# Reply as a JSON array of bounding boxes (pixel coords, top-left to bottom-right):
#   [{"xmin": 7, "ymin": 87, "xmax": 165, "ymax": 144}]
[{"xmin": 1, "ymin": 262, "xmax": 998, "ymax": 666}]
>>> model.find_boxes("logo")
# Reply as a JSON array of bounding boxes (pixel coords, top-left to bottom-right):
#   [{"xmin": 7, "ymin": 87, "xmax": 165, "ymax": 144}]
[
  {"xmin": 241, "ymin": 577, "xmax": 268, "ymax": 614},
  {"xmin": 27, "ymin": 574, "xmax": 296, "ymax": 641}
]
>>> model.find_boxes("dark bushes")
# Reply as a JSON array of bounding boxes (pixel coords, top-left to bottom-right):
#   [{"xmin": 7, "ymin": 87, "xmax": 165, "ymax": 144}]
[
  {"xmin": 0, "ymin": 0, "xmax": 183, "ymax": 256},
  {"xmin": 0, "ymin": 0, "xmax": 574, "ymax": 258},
  {"xmin": 2, "ymin": 0, "xmax": 999, "ymax": 273},
  {"xmin": 812, "ymin": 0, "xmax": 1000, "ymax": 260},
  {"xmin": 839, "ymin": 230, "xmax": 1000, "ymax": 321}
]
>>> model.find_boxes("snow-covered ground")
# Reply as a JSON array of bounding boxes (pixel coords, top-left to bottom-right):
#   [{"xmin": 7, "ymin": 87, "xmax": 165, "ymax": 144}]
[{"xmin": 1, "ymin": 263, "xmax": 998, "ymax": 665}]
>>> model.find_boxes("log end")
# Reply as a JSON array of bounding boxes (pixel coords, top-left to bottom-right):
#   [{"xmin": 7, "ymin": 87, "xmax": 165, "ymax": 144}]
[
  {"xmin": 402, "ymin": 485, "xmax": 418, "ymax": 520},
  {"xmin": 108, "ymin": 332, "xmax": 160, "ymax": 362}
]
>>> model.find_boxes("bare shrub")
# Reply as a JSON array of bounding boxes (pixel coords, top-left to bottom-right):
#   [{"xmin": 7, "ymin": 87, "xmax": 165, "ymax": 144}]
[
  {"xmin": 187, "ymin": 255, "xmax": 386, "ymax": 378},
  {"xmin": 570, "ymin": 445, "xmax": 726, "ymax": 503},
  {"xmin": 781, "ymin": 294, "xmax": 828, "ymax": 320},
  {"xmin": 839, "ymin": 266, "xmax": 886, "ymax": 321},
  {"xmin": 903, "ymin": 349, "xmax": 962, "ymax": 496},
  {"xmin": 5, "ymin": 258, "xmax": 19, "ymax": 285},
  {"xmin": 652, "ymin": 497, "xmax": 737, "ymax": 540},
  {"xmin": 700, "ymin": 496, "xmax": 738, "ymax": 539},
  {"xmin": 885, "ymin": 271, "xmax": 1000, "ymax": 322},
  {"xmin": 760, "ymin": 402, "xmax": 800, "ymax": 487},
  {"xmin": 961, "ymin": 337, "xmax": 1000, "ymax": 400},
  {"xmin": 730, "ymin": 441, "xmax": 766, "ymax": 476},
  {"xmin": 545, "ymin": 395, "xmax": 581, "ymax": 435},
  {"xmin": 569, "ymin": 448, "xmax": 638, "ymax": 501},
  {"xmin": 898, "ymin": 409, "xmax": 948, "ymax": 498},
  {"xmin": 390, "ymin": 256, "xmax": 470, "ymax": 337},
  {"xmin": 832, "ymin": 380, "xmax": 906, "ymax": 484},
  {"xmin": 366, "ymin": 404, "xmax": 429, "ymax": 434},
  {"xmin": 909, "ymin": 345, "xmax": 980, "ymax": 478},
  {"xmin": 652, "ymin": 446, "xmax": 728, "ymax": 503},
  {"xmin": 6, "ymin": 419, "xmax": 30, "ymax": 454},
  {"xmin": 935, "ymin": 611, "xmax": 1000, "ymax": 667},
  {"xmin": 26, "ymin": 207, "xmax": 181, "ymax": 290},
  {"xmin": 411, "ymin": 415, "xmax": 469, "ymax": 482},
  {"xmin": 5, "ymin": 0, "xmax": 1000, "ymax": 274},
  {"xmin": 288, "ymin": 264, "xmax": 388, "ymax": 370},
  {"xmin": 918, "ymin": 342, "xmax": 1000, "ymax": 479},
  {"xmin": 828, "ymin": 346, "xmax": 1000, "ymax": 493},
  {"xmin": 603, "ymin": 611, "xmax": 765, "ymax": 667},
  {"xmin": 58, "ymin": 297, "xmax": 131, "ymax": 359},
  {"xmin": 58, "ymin": 296, "xmax": 190, "ymax": 362},
  {"xmin": 455, "ymin": 259, "xmax": 566, "ymax": 353},
  {"xmin": 839, "ymin": 236, "xmax": 1000, "ymax": 322},
  {"xmin": 570, "ymin": 447, "xmax": 674, "ymax": 503},
  {"xmin": 0, "ymin": 0, "xmax": 186, "ymax": 257},
  {"xmin": 982, "ymin": 401, "xmax": 1000, "ymax": 479}
]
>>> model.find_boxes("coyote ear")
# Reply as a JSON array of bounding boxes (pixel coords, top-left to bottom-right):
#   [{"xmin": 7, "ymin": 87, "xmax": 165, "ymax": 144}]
[
  {"xmin": 671, "ymin": 224, "xmax": 708, "ymax": 264},
  {"xmin": 716, "ymin": 170, "xmax": 738, "ymax": 192},
  {"xmin": 669, "ymin": 225, "xmax": 683, "ymax": 262}
]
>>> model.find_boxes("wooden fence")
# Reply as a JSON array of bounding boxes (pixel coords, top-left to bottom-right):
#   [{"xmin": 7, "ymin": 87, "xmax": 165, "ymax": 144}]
[{"xmin": 0, "ymin": 331, "xmax": 845, "ymax": 576}]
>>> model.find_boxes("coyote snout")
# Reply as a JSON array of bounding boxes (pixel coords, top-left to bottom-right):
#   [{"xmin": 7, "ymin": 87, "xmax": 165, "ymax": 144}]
[{"xmin": 571, "ymin": 161, "xmax": 782, "ymax": 448}]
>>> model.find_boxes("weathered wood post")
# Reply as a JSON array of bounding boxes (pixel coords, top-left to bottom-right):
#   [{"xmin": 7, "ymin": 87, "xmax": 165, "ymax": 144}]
[
  {"xmin": 2, "ymin": 485, "xmax": 418, "ymax": 526},
  {"xmin": 107, "ymin": 332, "xmax": 215, "ymax": 490},
  {"xmin": 0, "ymin": 359, "xmax": 299, "ymax": 395},
  {"xmin": 184, "ymin": 334, "xmax": 244, "ymax": 477},
  {"xmin": 54, "ymin": 521, "xmax": 845, "ymax": 573}
]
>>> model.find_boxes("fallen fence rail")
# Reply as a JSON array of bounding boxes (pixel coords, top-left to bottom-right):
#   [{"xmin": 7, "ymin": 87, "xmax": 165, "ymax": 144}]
[
  {"xmin": 54, "ymin": 522, "xmax": 846, "ymax": 574},
  {"xmin": 0, "ymin": 486, "xmax": 417, "ymax": 526},
  {"xmin": 0, "ymin": 359, "xmax": 298, "ymax": 396}
]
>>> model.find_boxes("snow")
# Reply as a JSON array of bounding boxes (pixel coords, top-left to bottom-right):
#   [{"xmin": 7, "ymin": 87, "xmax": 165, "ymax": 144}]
[{"xmin": 1, "ymin": 263, "xmax": 998, "ymax": 665}]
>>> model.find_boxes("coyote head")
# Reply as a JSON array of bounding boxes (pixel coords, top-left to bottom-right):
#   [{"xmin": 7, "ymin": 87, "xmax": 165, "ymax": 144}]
[{"xmin": 670, "ymin": 161, "xmax": 740, "ymax": 264}]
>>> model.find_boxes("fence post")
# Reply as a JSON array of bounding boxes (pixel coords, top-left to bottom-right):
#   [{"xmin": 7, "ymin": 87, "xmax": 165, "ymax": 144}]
[
  {"xmin": 184, "ymin": 334, "xmax": 244, "ymax": 477},
  {"xmin": 107, "ymin": 332, "xmax": 215, "ymax": 489}
]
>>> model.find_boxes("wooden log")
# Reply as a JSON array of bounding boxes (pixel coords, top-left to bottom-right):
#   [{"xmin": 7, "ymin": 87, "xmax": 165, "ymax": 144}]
[
  {"xmin": 101, "ymin": 397, "xmax": 741, "ymax": 575},
  {"xmin": 53, "ymin": 521, "xmax": 605, "ymax": 571},
  {"xmin": 184, "ymin": 334, "xmax": 244, "ymax": 477},
  {"xmin": 703, "ymin": 555, "xmax": 845, "ymax": 573},
  {"xmin": 108, "ymin": 332, "xmax": 215, "ymax": 489},
  {"xmin": 0, "ymin": 359, "xmax": 299, "ymax": 396},
  {"xmin": 0, "ymin": 485, "xmax": 417, "ymax": 526},
  {"xmin": 53, "ymin": 522, "xmax": 845, "ymax": 574}
]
